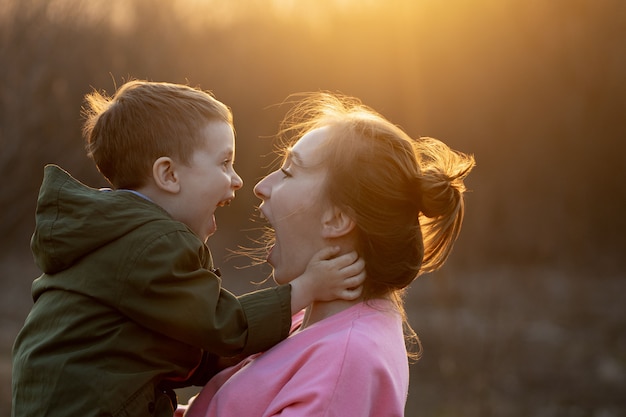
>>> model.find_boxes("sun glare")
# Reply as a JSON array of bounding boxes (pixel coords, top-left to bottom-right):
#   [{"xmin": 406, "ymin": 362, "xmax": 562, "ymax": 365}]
[
  {"xmin": 173, "ymin": 0, "xmax": 402, "ymax": 26},
  {"xmin": 3, "ymin": 0, "xmax": 428, "ymax": 35}
]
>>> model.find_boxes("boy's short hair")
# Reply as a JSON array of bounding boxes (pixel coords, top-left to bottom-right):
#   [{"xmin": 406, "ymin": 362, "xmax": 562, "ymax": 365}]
[{"xmin": 82, "ymin": 80, "xmax": 233, "ymax": 189}]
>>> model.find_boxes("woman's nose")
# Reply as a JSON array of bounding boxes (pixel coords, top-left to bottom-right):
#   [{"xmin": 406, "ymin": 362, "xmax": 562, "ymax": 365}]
[{"xmin": 254, "ymin": 171, "xmax": 275, "ymax": 199}]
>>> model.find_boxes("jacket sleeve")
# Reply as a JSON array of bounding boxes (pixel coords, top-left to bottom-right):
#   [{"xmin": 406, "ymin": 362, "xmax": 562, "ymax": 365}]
[{"xmin": 115, "ymin": 227, "xmax": 292, "ymax": 357}]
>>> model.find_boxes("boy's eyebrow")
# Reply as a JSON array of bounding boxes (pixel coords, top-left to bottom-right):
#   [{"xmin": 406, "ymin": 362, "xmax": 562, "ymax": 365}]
[{"xmin": 222, "ymin": 148, "xmax": 234, "ymax": 159}]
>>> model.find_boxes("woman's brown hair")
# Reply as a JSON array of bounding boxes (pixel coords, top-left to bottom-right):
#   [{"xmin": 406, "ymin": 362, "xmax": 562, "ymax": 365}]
[{"xmin": 276, "ymin": 92, "xmax": 475, "ymax": 358}]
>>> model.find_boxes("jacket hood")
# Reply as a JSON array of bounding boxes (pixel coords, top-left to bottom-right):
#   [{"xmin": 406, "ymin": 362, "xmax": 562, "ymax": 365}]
[{"xmin": 31, "ymin": 165, "xmax": 171, "ymax": 274}]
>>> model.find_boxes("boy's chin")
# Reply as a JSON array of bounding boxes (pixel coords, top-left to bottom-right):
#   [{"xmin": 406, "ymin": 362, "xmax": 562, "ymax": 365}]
[{"xmin": 204, "ymin": 216, "xmax": 217, "ymax": 239}]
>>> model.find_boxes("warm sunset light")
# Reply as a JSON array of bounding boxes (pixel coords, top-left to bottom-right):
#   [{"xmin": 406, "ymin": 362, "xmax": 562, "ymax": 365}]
[
  {"xmin": 2, "ymin": 0, "xmax": 625, "ymax": 416},
  {"xmin": 52, "ymin": 0, "xmax": 432, "ymax": 32}
]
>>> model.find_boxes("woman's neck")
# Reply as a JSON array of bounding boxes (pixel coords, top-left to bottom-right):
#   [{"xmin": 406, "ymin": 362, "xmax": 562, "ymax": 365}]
[
  {"xmin": 300, "ymin": 298, "xmax": 360, "ymax": 329},
  {"xmin": 300, "ymin": 239, "xmax": 362, "ymax": 329}
]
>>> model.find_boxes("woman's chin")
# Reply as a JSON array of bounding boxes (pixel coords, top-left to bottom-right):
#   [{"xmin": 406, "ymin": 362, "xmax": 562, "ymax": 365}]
[
  {"xmin": 266, "ymin": 244, "xmax": 276, "ymax": 267},
  {"xmin": 273, "ymin": 266, "xmax": 309, "ymax": 286},
  {"xmin": 267, "ymin": 244, "xmax": 306, "ymax": 285},
  {"xmin": 271, "ymin": 266, "xmax": 295, "ymax": 286},
  {"xmin": 271, "ymin": 270, "xmax": 288, "ymax": 286}
]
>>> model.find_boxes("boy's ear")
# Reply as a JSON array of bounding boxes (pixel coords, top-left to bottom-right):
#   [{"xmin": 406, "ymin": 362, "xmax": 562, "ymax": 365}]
[
  {"xmin": 321, "ymin": 206, "xmax": 356, "ymax": 238},
  {"xmin": 152, "ymin": 157, "xmax": 180, "ymax": 193}
]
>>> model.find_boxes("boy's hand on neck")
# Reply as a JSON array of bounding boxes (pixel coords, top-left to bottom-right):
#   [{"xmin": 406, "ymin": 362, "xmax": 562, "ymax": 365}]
[{"xmin": 289, "ymin": 246, "xmax": 365, "ymax": 314}]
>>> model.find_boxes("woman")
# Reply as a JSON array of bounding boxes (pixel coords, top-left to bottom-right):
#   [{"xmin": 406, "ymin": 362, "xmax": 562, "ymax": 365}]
[{"xmin": 180, "ymin": 93, "xmax": 475, "ymax": 417}]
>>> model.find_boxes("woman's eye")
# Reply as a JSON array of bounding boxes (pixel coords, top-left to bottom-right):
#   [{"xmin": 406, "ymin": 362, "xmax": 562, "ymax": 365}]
[{"xmin": 280, "ymin": 168, "xmax": 292, "ymax": 178}]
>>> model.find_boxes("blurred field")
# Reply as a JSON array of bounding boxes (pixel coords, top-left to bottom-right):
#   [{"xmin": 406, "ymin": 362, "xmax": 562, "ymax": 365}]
[
  {"xmin": 1, "ymin": 0, "xmax": 625, "ymax": 415},
  {"xmin": 2, "ymin": 250, "xmax": 625, "ymax": 416}
]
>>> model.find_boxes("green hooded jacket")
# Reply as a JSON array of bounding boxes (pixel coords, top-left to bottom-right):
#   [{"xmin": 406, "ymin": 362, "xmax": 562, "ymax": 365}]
[{"xmin": 12, "ymin": 165, "xmax": 291, "ymax": 417}]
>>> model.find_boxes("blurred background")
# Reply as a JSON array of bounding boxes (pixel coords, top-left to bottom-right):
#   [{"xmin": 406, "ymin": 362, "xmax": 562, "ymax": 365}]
[{"xmin": 1, "ymin": 0, "xmax": 625, "ymax": 415}]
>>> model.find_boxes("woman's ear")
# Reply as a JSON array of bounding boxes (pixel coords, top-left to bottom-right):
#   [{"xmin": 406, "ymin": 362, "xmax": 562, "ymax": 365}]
[
  {"xmin": 152, "ymin": 157, "xmax": 180, "ymax": 193},
  {"xmin": 321, "ymin": 206, "xmax": 356, "ymax": 238}
]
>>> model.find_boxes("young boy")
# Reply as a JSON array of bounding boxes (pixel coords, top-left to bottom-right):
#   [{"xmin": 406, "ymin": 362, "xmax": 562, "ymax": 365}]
[{"xmin": 11, "ymin": 81, "xmax": 364, "ymax": 417}]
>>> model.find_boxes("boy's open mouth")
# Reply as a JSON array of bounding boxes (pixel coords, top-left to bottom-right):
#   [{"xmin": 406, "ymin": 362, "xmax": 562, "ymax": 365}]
[{"xmin": 217, "ymin": 198, "xmax": 232, "ymax": 207}]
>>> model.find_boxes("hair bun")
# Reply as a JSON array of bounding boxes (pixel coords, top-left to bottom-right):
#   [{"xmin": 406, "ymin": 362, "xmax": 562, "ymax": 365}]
[
  {"xmin": 414, "ymin": 137, "xmax": 474, "ymax": 219},
  {"xmin": 419, "ymin": 171, "xmax": 459, "ymax": 218}
]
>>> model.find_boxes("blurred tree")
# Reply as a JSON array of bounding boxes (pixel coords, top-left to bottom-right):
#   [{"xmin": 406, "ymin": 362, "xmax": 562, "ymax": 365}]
[{"xmin": 0, "ymin": 0, "xmax": 624, "ymax": 267}]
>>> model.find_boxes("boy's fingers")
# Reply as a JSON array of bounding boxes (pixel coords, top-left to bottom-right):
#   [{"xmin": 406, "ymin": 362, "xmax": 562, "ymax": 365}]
[
  {"xmin": 339, "ymin": 285, "xmax": 363, "ymax": 300},
  {"xmin": 329, "ymin": 250, "xmax": 359, "ymax": 267},
  {"xmin": 314, "ymin": 246, "xmax": 341, "ymax": 261},
  {"xmin": 339, "ymin": 258, "xmax": 365, "ymax": 275},
  {"xmin": 343, "ymin": 271, "xmax": 366, "ymax": 288}
]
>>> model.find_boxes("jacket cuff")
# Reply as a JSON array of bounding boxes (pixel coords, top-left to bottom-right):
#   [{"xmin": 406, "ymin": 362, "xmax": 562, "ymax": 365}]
[{"xmin": 238, "ymin": 285, "xmax": 292, "ymax": 355}]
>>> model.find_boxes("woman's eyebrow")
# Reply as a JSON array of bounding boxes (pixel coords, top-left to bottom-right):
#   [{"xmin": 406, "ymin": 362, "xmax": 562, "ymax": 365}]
[{"xmin": 286, "ymin": 148, "xmax": 304, "ymax": 167}]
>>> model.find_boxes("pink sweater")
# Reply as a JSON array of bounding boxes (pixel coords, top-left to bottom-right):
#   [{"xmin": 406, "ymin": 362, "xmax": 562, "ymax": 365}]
[{"xmin": 182, "ymin": 300, "xmax": 409, "ymax": 417}]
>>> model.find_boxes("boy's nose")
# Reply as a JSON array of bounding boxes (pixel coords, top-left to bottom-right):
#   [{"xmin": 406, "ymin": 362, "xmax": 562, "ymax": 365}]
[{"xmin": 232, "ymin": 172, "xmax": 243, "ymax": 189}]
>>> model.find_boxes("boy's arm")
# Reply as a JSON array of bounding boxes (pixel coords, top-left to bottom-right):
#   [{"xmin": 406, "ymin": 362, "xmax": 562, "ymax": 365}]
[
  {"xmin": 289, "ymin": 246, "xmax": 366, "ymax": 313},
  {"xmin": 236, "ymin": 285, "xmax": 292, "ymax": 355},
  {"xmin": 119, "ymin": 232, "xmax": 361, "ymax": 358},
  {"xmin": 118, "ymin": 229, "xmax": 292, "ymax": 357},
  {"xmin": 174, "ymin": 248, "xmax": 365, "ymax": 388}
]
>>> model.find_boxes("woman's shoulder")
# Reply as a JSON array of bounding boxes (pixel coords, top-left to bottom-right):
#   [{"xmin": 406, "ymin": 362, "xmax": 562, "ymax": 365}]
[
  {"xmin": 311, "ymin": 301, "xmax": 410, "ymax": 409},
  {"xmin": 349, "ymin": 301, "xmax": 405, "ymax": 349},
  {"xmin": 302, "ymin": 301, "xmax": 404, "ymax": 358}
]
